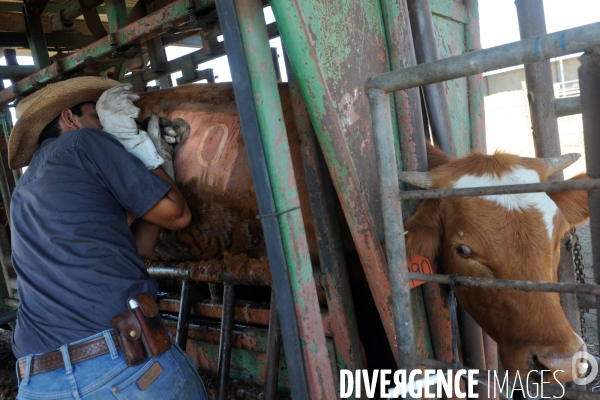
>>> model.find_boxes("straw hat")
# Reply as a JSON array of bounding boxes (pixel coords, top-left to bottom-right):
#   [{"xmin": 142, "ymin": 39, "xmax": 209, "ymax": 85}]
[{"xmin": 8, "ymin": 76, "xmax": 119, "ymax": 169}]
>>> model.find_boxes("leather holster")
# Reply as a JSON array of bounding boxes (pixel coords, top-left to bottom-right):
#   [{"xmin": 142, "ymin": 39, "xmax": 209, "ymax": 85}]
[
  {"xmin": 110, "ymin": 309, "xmax": 146, "ymax": 366},
  {"xmin": 128, "ymin": 292, "xmax": 172, "ymax": 358}
]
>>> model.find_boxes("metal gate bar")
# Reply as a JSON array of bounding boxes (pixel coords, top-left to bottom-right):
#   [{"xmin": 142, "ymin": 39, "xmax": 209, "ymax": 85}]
[
  {"xmin": 515, "ymin": 0, "xmax": 563, "ymax": 168},
  {"xmin": 217, "ymin": 282, "xmax": 235, "ymax": 400},
  {"xmin": 175, "ymin": 280, "xmax": 194, "ymax": 350},
  {"xmin": 406, "ymin": 0, "xmax": 457, "ymax": 157},
  {"xmin": 367, "ymin": 20, "xmax": 600, "ymax": 383},
  {"xmin": 409, "ymin": 272, "xmax": 600, "ymax": 295},
  {"xmin": 213, "ymin": 0, "xmax": 309, "ymax": 397},
  {"xmin": 232, "ymin": 0, "xmax": 336, "ymax": 397},
  {"xmin": 396, "ymin": 177, "xmax": 600, "ymax": 200},
  {"xmin": 368, "ymin": 22, "xmax": 600, "ymax": 93},
  {"xmin": 579, "ymin": 49, "xmax": 600, "ymax": 354}
]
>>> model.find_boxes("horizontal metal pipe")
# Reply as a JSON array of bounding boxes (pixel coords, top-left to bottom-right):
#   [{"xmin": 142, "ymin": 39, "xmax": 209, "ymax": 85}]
[
  {"xmin": 555, "ymin": 96, "xmax": 582, "ymax": 117},
  {"xmin": 397, "ymin": 177, "xmax": 600, "ymax": 200},
  {"xmin": 159, "ymin": 297, "xmax": 336, "ymax": 336},
  {"xmin": 367, "ymin": 21, "xmax": 600, "ymax": 93},
  {"xmin": 408, "ymin": 272, "xmax": 600, "ymax": 295},
  {"xmin": 0, "ymin": 65, "xmax": 37, "ymax": 79},
  {"xmin": 147, "ymin": 266, "xmax": 190, "ymax": 279},
  {"xmin": 147, "ymin": 258, "xmax": 272, "ymax": 286},
  {"xmin": 0, "ymin": 0, "xmax": 215, "ymax": 105}
]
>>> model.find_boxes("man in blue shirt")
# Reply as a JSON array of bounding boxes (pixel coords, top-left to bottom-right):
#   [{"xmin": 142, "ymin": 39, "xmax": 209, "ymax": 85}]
[{"xmin": 8, "ymin": 76, "xmax": 207, "ymax": 399}]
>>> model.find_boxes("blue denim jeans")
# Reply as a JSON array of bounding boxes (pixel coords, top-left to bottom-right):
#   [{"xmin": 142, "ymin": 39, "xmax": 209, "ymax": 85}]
[{"xmin": 15, "ymin": 330, "xmax": 208, "ymax": 399}]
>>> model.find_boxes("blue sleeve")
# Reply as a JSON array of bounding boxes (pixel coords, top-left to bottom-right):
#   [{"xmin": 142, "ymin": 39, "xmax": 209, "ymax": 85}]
[{"xmin": 75, "ymin": 129, "xmax": 171, "ymax": 217}]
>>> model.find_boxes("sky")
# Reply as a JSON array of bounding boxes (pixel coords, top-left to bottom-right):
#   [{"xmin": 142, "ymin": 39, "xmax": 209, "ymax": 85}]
[{"xmin": 2, "ymin": 1, "xmax": 600, "ymax": 87}]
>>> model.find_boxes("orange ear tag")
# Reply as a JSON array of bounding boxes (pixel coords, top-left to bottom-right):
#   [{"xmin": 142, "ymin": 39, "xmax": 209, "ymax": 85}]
[{"xmin": 408, "ymin": 255, "xmax": 437, "ymax": 289}]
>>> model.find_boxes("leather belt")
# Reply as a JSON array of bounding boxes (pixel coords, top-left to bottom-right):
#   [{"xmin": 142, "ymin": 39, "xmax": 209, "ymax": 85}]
[{"xmin": 18, "ymin": 332, "xmax": 121, "ymax": 379}]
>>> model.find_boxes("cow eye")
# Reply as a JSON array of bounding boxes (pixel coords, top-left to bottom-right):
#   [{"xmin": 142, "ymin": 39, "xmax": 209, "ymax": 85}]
[{"xmin": 456, "ymin": 245, "xmax": 472, "ymax": 257}]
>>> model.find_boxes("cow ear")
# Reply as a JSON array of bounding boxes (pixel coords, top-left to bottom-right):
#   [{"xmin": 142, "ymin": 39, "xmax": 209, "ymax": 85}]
[
  {"xmin": 404, "ymin": 199, "xmax": 442, "ymax": 260},
  {"xmin": 548, "ymin": 173, "xmax": 589, "ymax": 227},
  {"xmin": 427, "ymin": 142, "xmax": 452, "ymax": 170}
]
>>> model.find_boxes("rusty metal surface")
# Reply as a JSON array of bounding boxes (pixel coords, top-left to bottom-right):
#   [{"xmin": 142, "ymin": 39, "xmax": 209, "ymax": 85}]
[
  {"xmin": 159, "ymin": 297, "xmax": 335, "ymax": 336},
  {"xmin": 147, "ymin": 256, "xmax": 272, "ymax": 286},
  {"xmin": 0, "ymin": 0, "xmax": 216, "ymax": 105},
  {"xmin": 234, "ymin": 1, "xmax": 335, "ymax": 397},
  {"xmin": 287, "ymin": 68, "xmax": 365, "ymax": 373},
  {"xmin": 271, "ymin": 0, "xmax": 402, "ymax": 365}
]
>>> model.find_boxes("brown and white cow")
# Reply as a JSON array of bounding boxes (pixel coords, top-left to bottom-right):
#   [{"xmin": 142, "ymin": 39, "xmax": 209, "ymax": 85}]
[
  {"xmin": 401, "ymin": 144, "xmax": 589, "ymax": 382},
  {"xmin": 136, "ymin": 82, "xmax": 589, "ymax": 382}
]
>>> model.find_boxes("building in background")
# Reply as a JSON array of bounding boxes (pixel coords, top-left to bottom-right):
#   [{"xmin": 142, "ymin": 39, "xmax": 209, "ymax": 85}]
[{"xmin": 484, "ymin": 54, "xmax": 584, "ymax": 178}]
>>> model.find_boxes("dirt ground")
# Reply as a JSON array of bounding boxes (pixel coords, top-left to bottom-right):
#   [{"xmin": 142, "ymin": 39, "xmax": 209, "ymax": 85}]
[{"xmin": 0, "ymin": 329, "xmax": 17, "ymax": 400}]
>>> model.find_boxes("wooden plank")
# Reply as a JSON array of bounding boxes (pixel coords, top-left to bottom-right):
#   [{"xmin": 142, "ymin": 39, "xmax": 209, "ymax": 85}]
[{"xmin": 0, "ymin": 11, "xmax": 108, "ymax": 35}]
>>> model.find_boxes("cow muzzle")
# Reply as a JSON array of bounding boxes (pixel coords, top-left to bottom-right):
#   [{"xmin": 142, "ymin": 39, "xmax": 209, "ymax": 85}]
[{"xmin": 535, "ymin": 335, "xmax": 587, "ymax": 382}]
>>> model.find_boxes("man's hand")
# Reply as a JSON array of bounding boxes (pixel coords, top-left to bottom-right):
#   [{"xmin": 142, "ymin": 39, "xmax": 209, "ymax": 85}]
[
  {"xmin": 97, "ymin": 84, "xmax": 164, "ymax": 170},
  {"xmin": 146, "ymin": 113, "xmax": 175, "ymax": 180},
  {"xmin": 97, "ymin": 83, "xmax": 140, "ymax": 134}
]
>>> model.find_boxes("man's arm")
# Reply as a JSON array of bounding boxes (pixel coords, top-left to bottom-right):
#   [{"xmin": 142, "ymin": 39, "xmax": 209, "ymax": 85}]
[
  {"xmin": 132, "ymin": 219, "xmax": 161, "ymax": 259},
  {"xmin": 140, "ymin": 167, "xmax": 191, "ymax": 231},
  {"xmin": 132, "ymin": 167, "xmax": 191, "ymax": 258}
]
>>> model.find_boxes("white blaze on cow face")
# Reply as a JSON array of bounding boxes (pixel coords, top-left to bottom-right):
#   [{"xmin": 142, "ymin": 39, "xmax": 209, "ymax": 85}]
[{"xmin": 452, "ymin": 166, "xmax": 559, "ymax": 241}]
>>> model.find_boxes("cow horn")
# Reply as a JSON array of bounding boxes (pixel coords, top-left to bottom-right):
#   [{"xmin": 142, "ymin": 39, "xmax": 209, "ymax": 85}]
[
  {"xmin": 397, "ymin": 171, "xmax": 432, "ymax": 189},
  {"xmin": 543, "ymin": 153, "xmax": 581, "ymax": 176}
]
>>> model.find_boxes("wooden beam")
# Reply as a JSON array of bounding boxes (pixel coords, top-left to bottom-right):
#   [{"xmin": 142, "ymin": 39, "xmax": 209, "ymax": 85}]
[{"xmin": 0, "ymin": 12, "xmax": 108, "ymax": 36}]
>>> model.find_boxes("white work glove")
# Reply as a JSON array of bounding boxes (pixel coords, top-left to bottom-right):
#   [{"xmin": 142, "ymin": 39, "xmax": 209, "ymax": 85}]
[
  {"xmin": 97, "ymin": 84, "xmax": 164, "ymax": 170},
  {"xmin": 146, "ymin": 113, "xmax": 175, "ymax": 181}
]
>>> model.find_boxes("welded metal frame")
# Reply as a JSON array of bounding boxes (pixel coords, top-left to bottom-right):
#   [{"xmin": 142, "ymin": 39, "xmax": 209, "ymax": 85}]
[{"xmin": 367, "ymin": 20, "xmax": 600, "ymax": 394}]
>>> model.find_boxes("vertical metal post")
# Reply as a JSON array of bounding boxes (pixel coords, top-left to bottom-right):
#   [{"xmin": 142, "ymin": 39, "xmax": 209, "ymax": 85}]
[
  {"xmin": 265, "ymin": 291, "xmax": 281, "ymax": 400},
  {"xmin": 367, "ymin": 88, "xmax": 416, "ymax": 370},
  {"xmin": 515, "ymin": 4, "xmax": 581, "ymax": 371},
  {"xmin": 515, "ymin": 0, "xmax": 562, "ymax": 173},
  {"xmin": 464, "ymin": 0, "xmax": 487, "ymax": 153},
  {"xmin": 379, "ymin": 0, "xmax": 427, "ymax": 173},
  {"xmin": 578, "ymin": 48, "xmax": 600, "ymax": 358},
  {"xmin": 105, "ymin": 0, "xmax": 129, "ymax": 79},
  {"xmin": 175, "ymin": 280, "xmax": 194, "ymax": 350},
  {"xmin": 217, "ymin": 282, "xmax": 235, "ymax": 400},
  {"xmin": 271, "ymin": 0, "xmax": 402, "ymax": 366},
  {"xmin": 214, "ymin": 0, "xmax": 310, "ymax": 397},
  {"xmin": 22, "ymin": 3, "xmax": 51, "ymax": 70},
  {"xmin": 287, "ymin": 61, "xmax": 365, "ymax": 372},
  {"xmin": 233, "ymin": 0, "xmax": 336, "ymax": 397},
  {"xmin": 406, "ymin": 0, "xmax": 457, "ymax": 157}
]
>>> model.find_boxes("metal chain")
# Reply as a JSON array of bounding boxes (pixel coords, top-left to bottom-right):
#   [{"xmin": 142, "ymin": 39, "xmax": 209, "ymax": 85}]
[{"xmin": 570, "ymin": 227, "xmax": 589, "ymax": 344}]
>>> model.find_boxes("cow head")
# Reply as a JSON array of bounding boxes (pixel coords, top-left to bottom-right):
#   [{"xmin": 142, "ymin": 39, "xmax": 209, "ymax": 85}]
[{"xmin": 402, "ymin": 145, "xmax": 589, "ymax": 382}]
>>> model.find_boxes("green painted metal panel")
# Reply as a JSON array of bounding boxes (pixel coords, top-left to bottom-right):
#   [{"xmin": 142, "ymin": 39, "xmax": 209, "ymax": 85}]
[
  {"xmin": 432, "ymin": 8, "xmax": 470, "ymax": 157},
  {"xmin": 271, "ymin": 0, "xmax": 403, "ymax": 366},
  {"xmin": 235, "ymin": 1, "xmax": 336, "ymax": 396}
]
